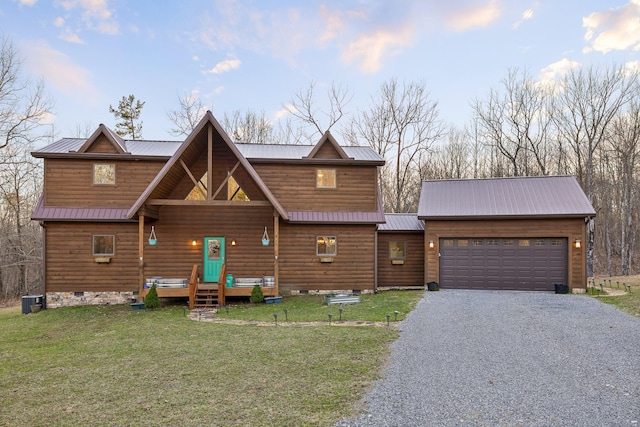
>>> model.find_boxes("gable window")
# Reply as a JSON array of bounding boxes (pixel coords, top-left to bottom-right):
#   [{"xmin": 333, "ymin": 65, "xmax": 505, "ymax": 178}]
[
  {"xmin": 389, "ymin": 241, "xmax": 406, "ymax": 259},
  {"xmin": 94, "ymin": 164, "xmax": 115, "ymax": 185},
  {"xmin": 93, "ymin": 235, "xmax": 115, "ymax": 256},
  {"xmin": 316, "ymin": 169, "xmax": 336, "ymax": 188},
  {"xmin": 316, "ymin": 236, "xmax": 337, "ymax": 256}
]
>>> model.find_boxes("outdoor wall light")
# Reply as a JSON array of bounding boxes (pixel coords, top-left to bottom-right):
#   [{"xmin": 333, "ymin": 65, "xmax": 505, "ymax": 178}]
[
  {"xmin": 429, "ymin": 240, "xmax": 435, "ymax": 248},
  {"xmin": 231, "ymin": 239, "xmax": 237, "ymax": 246},
  {"xmin": 191, "ymin": 239, "xmax": 197, "ymax": 247},
  {"xmin": 575, "ymin": 239, "xmax": 581, "ymax": 248}
]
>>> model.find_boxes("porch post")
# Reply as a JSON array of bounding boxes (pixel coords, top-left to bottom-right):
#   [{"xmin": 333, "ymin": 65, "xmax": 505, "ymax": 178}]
[
  {"xmin": 138, "ymin": 215, "xmax": 145, "ymax": 302},
  {"xmin": 274, "ymin": 210, "xmax": 279, "ymax": 294}
]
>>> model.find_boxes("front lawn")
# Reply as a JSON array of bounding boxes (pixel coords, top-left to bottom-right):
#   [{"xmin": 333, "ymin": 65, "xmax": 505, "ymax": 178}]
[
  {"xmin": 590, "ymin": 275, "xmax": 640, "ymax": 318},
  {"xmin": 0, "ymin": 290, "xmax": 422, "ymax": 426}
]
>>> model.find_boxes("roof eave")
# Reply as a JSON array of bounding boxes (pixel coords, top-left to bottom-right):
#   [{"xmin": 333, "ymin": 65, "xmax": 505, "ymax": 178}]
[
  {"xmin": 418, "ymin": 213, "xmax": 597, "ymax": 221},
  {"xmin": 247, "ymin": 158, "xmax": 385, "ymax": 166},
  {"xmin": 31, "ymin": 152, "xmax": 171, "ymax": 161}
]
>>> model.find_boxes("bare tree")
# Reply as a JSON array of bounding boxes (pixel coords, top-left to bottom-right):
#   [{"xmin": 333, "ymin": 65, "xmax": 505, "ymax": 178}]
[
  {"xmin": 552, "ymin": 64, "xmax": 639, "ymax": 277},
  {"xmin": 167, "ymin": 92, "xmax": 209, "ymax": 137},
  {"xmin": 0, "ymin": 36, "xmax": 53, "ymax": 151},
  {"xmin": 287, "ymin": 80, "xmax": 352, "ymax": 141},
  {"xmin": 473, "ymin": 68, "xmax": 553, "ymax": 177},
  {"xmin": 608, "ymin": 99, "xmax": 640, "ymax": 275},
  {"xmin": 221, "ymin": 109, "xmax": 273, "ymax": 144},
  {"xmin": 346, "ymin": 79, "xmax": 444, "ymax": 212}
]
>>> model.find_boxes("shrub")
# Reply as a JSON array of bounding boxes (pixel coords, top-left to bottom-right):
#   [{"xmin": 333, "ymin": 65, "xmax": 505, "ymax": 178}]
[
  {"xmin": 145, "ymin": 284, "xmax": 161, "ymax": 309},
  {"xmin": 250, "ymin": 284, "xmax": 264, "ymax": 303}
]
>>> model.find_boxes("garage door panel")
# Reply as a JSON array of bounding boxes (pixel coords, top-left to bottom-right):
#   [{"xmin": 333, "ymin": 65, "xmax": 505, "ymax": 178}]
[{"xmin": 439, "ymin": 237, "xmax": 567, "ymax": 291}]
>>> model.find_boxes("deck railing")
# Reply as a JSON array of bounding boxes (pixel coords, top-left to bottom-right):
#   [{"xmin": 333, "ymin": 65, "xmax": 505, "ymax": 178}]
[{"xmin": 217, "ymin": 264, "xmax": 226, "ymax": 306}]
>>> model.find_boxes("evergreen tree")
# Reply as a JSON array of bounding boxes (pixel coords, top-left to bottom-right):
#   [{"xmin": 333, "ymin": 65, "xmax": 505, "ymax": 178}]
[
  {"xmin": 145, "ymin": 284, "xmax": 161, "ymax": 309},
  {"xmin": 109, "ymin": 94, "xmax": 145, "ymax": 139}
]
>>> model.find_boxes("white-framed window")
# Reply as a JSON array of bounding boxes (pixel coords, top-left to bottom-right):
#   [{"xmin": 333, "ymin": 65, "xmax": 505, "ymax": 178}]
[
  {"xmin": 93, "ymin": 235, "xmax": 115, "ymax": 256},
  {"xmin": 316, "ymin": 169, "xmax": 336, "ymax": 188},
  {"xmin": 389, "ymin": 241, "xmax": 406, "ymax": 259},
  {"xmin": 316, "ymin": 236, "xmax": 337, "ymax": 256},
  {"xmin": 93, "ymin": 164, "xmax": 115, "ymax": 185}
]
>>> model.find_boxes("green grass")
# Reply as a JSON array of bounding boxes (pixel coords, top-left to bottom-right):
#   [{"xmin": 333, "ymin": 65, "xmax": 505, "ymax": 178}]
[
  {"xmin": 217, "ymin": 291, "xmax": 422, "ymax": 323},
  {"xmin": 0, "ymin": 290, "xmax": 423, "ymax": 427},
  {"xmin": 590, "ymin": 275, "xmax": 640, "ymax": 318}
]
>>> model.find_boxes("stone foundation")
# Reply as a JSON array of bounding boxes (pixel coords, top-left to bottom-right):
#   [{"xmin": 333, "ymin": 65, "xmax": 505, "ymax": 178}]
[{"xmin": 46, "ymin": 291, "xmax": 136, "ymax": 308}]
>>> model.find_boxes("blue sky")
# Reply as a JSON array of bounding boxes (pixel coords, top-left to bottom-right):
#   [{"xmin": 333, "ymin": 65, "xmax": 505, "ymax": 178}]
[{"xmin": 1, "ymin": 0, "xmax": 639, "ymax": 142}]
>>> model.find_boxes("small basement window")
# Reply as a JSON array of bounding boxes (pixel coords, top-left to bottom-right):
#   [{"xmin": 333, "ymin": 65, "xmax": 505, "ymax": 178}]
[
  {"xmin": 94, "ymin": 164, "xmax": 115, "ymax": 185},
  {"xmin": 317, "ymin": 236, "xmax": 337, "ymax": 256},
  {"xmin": 389, "ymin": 241, "xmax": 406, "ymax": 259},
  {"xmin": 316, "ymin": 169, "xmax": 336, "ymax": 188},
  {"xmin": 93, "ymin": 235, "xmax": 115, "ymax": 256}
]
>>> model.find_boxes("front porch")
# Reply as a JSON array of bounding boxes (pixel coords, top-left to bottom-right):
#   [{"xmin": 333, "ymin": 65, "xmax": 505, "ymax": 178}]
[{"xmin": 139, "ymin": 264, "xmax": 279, "ymax": 308}]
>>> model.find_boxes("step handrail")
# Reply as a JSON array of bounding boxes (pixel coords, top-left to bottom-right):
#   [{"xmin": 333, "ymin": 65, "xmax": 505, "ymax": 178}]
[
  {"xmin": 217, "ymin": 264, "xmax": 226, "ymax": 306},
  {"xmin": 188, "ymin": 264, "xmax": 198, "ymax": 310}
]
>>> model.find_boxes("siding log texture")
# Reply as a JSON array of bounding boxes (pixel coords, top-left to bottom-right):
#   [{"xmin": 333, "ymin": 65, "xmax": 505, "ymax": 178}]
[
  {"xmin": 45, "ymin": 222, "xmax": 139, "ymax": 292},
  {"xmin": 44, "ymin": 158, "xmax": 164, "ymax": 207},
  {"xmin": 424, "ymin": 219, "xmax": 587, "ymax": 290},
  {"xmin": 278, "ymin": 223, "xmax": 376, "ymax": 292},
  {"xmin": 143, "ymin": 205, "xmax": 276, "ymax": 280},
  {"xmin": 377, "ymin": 232, "xmax": 424, "ymax": 287},
  {"xmin": 253, "ymin": 164, "xmax": 377, "ymax": 211}
]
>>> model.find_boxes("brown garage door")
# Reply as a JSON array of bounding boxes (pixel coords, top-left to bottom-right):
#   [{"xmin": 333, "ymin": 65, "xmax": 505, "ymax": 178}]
[{"xmin": 439, "ymin": 238, "xmax": 567, "ymax": 291}]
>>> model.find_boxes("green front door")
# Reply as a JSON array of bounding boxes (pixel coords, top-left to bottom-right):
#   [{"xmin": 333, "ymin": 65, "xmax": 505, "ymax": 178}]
[{"xmin": 204, "ymin": 237, "xmax": 225, "ymax": 282}]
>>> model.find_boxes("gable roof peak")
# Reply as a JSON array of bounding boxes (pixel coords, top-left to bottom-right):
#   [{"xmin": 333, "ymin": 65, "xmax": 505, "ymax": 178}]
[
  {"xmin": 305, "ymin": 130, "xmax": 353, "ymax": 160},
  {"xmin": 77, "ymin": 123, "xmax": 129, "ymax": 154}
]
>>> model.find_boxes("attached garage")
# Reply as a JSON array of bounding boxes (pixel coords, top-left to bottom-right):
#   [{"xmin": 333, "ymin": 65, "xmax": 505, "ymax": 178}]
[{"xmin": 419, "ymin": 176, "xmax": 596, "ymax": 292}]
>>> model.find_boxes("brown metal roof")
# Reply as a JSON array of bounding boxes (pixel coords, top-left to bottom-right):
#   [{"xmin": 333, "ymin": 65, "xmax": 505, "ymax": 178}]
[
  {"xmin": 31, "ymin": 197, "xmax": 134, "ymax": 222},
  {"xmin": 378, "ymin": 213, "xmax": 424, "ymax": 232},
  {"xmin": 287, "ymin": 210, "xmax": 385, "ymax": 224},
  {"xmin": 418, "ymin": 176, "xmax": 596, "ymax": 219}
]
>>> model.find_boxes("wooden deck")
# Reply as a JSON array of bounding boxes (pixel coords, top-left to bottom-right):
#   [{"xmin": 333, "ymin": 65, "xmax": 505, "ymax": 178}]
[{"xmin": 140, "ymin": 264, "xmax": 278, "ymax": 308}]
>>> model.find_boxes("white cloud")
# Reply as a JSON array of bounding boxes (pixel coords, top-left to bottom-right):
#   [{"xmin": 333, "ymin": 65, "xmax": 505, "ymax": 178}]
[
  {"xmin": 624, "ymin": 60, "xmax": 640, "ymax": 75},
  {"xmin": 214, "ymin": 86, "xmax": 224, "ymax": 94},
  {"xmin": 56, "ymin": 0, "xmax": 119, "ymax": 35},
  {"xmin": 539, "ymin": 58, "xmax": 581, "ymax": 84},
  {"xmin": 22, "ymin": 40, "xmax": 101, "ymax": 103},
  {"xmin": 192, "ymin": 55, "xmax": 199, "ymax": 61},
  {"xmin": 275, "ymin": 104, "xmax": 296, "ymax": 119},
  {"xmin": 59, "ymin": 27, "xmax": 84, "ymax": 44},
  {"xmin": 341, "ymin": 26, "xmax": 414, "ymax": 74},
  {"xmin": 513, "ymin": 8, "xmax": 534, "ymax": 29},
  {"xmin": 54, "ymin": 16, "xmax": 65, "ymax": 27},
  {"xmin": 445, "ymin": 0, "xmax": 501, "ymax": 32},
  {"xmin": 583, "ymin": 0, "xmax": 640, "ymax": 53},
  {"xmin": 18, "ymin": 0, "xmax": 37, "ymax": 6},
  {"xmin": 208, "ymin": 58, "xmax": 241, "ymax": 74}
]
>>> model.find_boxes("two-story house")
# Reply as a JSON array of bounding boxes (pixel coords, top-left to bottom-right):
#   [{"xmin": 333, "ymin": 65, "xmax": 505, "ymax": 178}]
[{"xmin": 31, "ymin": 112, "xmax": 385, "ymax": 308}]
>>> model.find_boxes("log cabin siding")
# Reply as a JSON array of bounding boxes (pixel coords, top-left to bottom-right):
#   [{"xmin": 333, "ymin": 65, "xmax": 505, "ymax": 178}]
[
  {"xmin": 45, "ymin": 222, "xmax": 139, "ymax": 292},
  {"xmin": 253, "ymin": 164, "xmax": 377, "ymax": 211},
  {"xmin": 44, "ymin": 158, "xmax": 164, "ymax": 207},
  {"xmin": 424, "ymin": 218, "xmax": 587, "ymax": 290},
  {"xmin": 377, "ymin": 232, "xmax": 424, "ymax": 287},
  {"xmin": 142, "ymin": 205, "xmax": 276, "ymax": 281},
  {"xmin": 278, "ymin": 223, "xmax": 376, "ymax": 291},
  {"xmin": 84, "ymin": 134, "xmax": 120, "ymax": 153}
]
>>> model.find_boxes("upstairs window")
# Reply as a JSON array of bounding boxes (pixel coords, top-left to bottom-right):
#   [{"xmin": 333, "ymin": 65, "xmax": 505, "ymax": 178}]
[
  {"xmin": 93, "ymin": 235, "xmax": 115, "ymax": 256},
  {"xmin": 317, "ymin": 236, "xmax": 337, "ymax": 256},
  {"xmin": 94, "ymin": 164, "xmax": 115, "ymax": 185},
  {"xmin": 389, "ymin": 241, "xmax": 406, "ymax": 259},
  {"xmin": 316, "ymin": 169, "xmax": 336, "ymax": 188}
]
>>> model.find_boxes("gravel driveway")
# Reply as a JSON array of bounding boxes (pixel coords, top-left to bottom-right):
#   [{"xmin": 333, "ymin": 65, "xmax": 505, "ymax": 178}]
[{"xmin": 336, "ymin": 290, "xmax": 640, "ymax": 426}]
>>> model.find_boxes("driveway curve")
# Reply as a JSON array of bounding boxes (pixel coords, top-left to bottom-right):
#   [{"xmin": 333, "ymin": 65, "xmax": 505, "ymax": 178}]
[{"xmin": 336, "ymin": 290, "xmax": 640, "ymax": 426}]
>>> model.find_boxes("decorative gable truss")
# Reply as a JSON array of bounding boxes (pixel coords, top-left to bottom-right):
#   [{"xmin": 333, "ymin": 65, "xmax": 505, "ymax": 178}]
[{"xmin": 127, "ymin": 111, "xmax": 287, "ymax": 220}]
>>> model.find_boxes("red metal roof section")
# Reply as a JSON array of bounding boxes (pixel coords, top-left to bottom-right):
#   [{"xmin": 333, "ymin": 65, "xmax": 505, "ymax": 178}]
[
  {"xmin": 378, "ymin": 213, "xmax": 424, "ymax": 232},
  {"xmin": 31, "ymin": 197, "xmax": 133, "ymax": 222},
  {"xmin": 418, "ymin": 176, "xmax": 596, "ymax": 219}
]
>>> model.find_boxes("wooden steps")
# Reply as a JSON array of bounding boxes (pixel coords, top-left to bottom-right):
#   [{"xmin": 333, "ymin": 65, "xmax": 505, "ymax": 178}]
[{"xmin": 193, "ymin": 286, "xmax": 219, "ymax": 308}]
